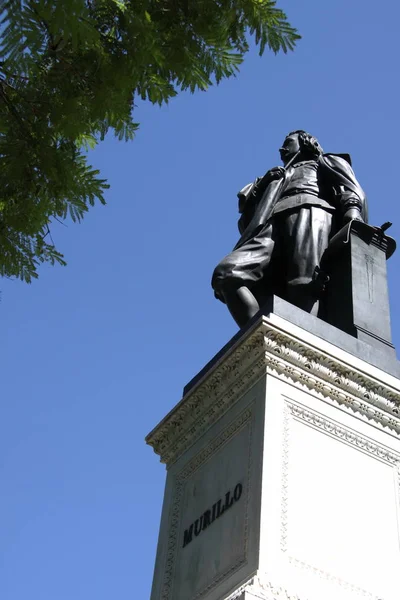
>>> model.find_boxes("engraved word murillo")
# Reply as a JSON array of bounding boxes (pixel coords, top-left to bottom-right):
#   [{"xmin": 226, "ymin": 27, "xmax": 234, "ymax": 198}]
[{"xmin": 182, "ymin": 482, "xmax": 243, "ymax": 548}]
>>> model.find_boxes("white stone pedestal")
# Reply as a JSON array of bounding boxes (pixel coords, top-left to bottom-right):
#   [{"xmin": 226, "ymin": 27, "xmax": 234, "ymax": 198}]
[{"xmin": 146, "ymin": 314, "xmax": 400, "ymax": 600}]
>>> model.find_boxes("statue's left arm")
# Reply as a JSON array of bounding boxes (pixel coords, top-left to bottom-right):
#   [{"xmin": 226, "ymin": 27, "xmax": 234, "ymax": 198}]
[{"xmin": 319, "ymin": 154, "xmax": 368, "ymax": 224}]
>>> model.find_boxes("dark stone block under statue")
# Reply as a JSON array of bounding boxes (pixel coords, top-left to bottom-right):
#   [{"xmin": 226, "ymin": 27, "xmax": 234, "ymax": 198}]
[
  {"xmin": 211, "ymin": 129, "xmax": 397, "ymax": 356},
  {"xmin": 322, "ymin": 220, "xmax": 396, "ymax": 353}
]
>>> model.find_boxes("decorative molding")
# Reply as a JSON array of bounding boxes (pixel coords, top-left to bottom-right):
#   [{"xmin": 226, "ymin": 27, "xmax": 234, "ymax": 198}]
[
  {"xmin": 263, "ymin": 328, "xmax": 400, "ymax": 434},
  {"xmin": 280, "ymin": 400, "xmax": 399, "ymax": 598},
  {"xmin": 288, "ymin": 558, "xmax": 381, "ymax": 600},
  {"xmin": 161, "ymin": 407, "xmax": 253, "ymax": 600},
  {"xmin": 224, "ymin": 571, "xmax": 382, "ymax": 600},
  {"xmin": 146, "ymin": 317, "xmax": 400, "ymax": 465},
  {"xmin": 288, "ymin": 402, "xmax": 399, "ymax": 465},
  {"xmin": 280, "ymin": 402, "xmax": 290, "ymax": 553},
  {"xmin": 147, "ymin": 326, "xmax": 266, "ymax": 465},
  {"xmin": 224, "ymin": 575, "xmax": 302, "ymax": 600}
]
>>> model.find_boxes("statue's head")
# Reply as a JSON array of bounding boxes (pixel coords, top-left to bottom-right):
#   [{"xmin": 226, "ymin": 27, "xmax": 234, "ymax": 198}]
[{"xmin": 279, "ymin": 130, "xmax": 323, "ymax": 165}]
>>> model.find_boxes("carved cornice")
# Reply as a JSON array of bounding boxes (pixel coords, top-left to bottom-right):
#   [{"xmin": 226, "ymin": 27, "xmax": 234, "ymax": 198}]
[
  {"xmin": 146, "ymin": 325, "xmax": 267, "ymax": 464},
  {"xmin": 263, "ymin": 327, "xmax": 400, "ymax": 433},
  {"xmin": 146, "ymin": 317, "xmax": 400, "ymax": 465}
]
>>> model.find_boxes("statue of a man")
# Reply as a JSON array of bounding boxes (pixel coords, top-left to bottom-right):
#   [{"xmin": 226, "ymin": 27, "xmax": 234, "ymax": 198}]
[{"xmin": 212, "ymin": 130, "xmax": 368, "ymax": 327}]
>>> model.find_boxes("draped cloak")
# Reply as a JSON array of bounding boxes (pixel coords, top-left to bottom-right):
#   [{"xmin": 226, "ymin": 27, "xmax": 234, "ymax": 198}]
[{"xmin": 234, "ymin": 153, "xmax": 368, "ymax": 251}]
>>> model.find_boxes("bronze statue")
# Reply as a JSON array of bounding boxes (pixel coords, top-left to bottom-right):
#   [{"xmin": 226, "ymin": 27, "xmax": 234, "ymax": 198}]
[{"xmin": 212, "ymin": 130, "xmax": 368, "ymax": 328}]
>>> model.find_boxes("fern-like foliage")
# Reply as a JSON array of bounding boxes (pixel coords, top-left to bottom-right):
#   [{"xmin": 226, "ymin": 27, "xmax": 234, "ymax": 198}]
[{"xmin": 0, "ymin": 0, "xmax": 300, "ymax": 282}]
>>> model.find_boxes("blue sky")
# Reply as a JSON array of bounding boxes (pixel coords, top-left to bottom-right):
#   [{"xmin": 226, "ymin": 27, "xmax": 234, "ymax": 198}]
[{"xmin": 2, "ymin": 1, "xmax": 400, "ymax": 598}]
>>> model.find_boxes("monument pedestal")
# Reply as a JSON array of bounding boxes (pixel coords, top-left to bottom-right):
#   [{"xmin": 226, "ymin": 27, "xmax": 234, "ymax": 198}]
[{"xmin": 146, "ymin": 312, "xmax": 400, "ymax": 600}]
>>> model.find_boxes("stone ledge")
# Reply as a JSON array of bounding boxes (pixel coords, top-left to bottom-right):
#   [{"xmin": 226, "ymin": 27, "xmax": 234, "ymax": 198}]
[{"xmin": 146, "ymin": 315, "xmax": 400, "ymax": 465}]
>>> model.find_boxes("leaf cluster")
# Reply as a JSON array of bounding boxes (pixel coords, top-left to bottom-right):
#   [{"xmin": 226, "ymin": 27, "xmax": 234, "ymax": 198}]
[{"xmin": 0, "ymin": 0, "xmax": 299, "ymax": 282}]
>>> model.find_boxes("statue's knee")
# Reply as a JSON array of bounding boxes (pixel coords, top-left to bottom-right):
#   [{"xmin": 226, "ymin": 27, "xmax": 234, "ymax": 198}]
[
  {"xmin": 211, "ymin": 264, "xmax": 225, "ymax": 293},
  {"xmin": 212, "ymin": 261, "xmax": 235, "ymax": 295}
]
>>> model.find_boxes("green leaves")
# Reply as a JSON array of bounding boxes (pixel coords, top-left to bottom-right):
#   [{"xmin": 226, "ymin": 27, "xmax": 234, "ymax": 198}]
[
  {"xmin": 243, "ymin": 0, "xmax": 300, "ymax": 55},
  {"xmin": 0, "ymin": 0, "xmax": 300, "ymax": 283}
]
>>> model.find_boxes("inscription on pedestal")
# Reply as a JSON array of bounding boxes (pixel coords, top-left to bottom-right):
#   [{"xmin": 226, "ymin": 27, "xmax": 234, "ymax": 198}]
[
  {"xmin": 182, "ymin": 482, "xmax": 243, "ymax": 548},
  {"xmin": 161, "ymin": 407, "xmax": 253, "ymax": 600}
]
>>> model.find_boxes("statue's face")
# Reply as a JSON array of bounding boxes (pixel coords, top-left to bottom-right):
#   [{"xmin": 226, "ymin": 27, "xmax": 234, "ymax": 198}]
[{"xmin": 279, "ymin": 134, "xmax": 300, "ymax": 165}]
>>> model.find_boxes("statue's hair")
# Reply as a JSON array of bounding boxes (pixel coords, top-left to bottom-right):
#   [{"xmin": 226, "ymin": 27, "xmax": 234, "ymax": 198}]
[{"xmin": 287, "ymin": 130, "xmax": 323, "ymax": 157}]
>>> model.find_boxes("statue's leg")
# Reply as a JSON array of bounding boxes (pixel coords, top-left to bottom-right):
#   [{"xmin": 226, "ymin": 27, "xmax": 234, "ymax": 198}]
[
  {"xmin": 281, "ymin": 207, "xmax": 333, "ymax": 314},
  {"xmin": 223, "ymin": 286, "xmax": 260, "ymax": 328},
  {"xmin": 211, "ymin": 222, "xmax": 275, "ymax": 327}
]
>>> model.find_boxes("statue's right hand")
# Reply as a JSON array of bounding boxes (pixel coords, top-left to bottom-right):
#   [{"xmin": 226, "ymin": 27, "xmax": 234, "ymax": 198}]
[
  {"xmin": 259, "ymin": 167, "xmax": 285, "ymax": 189},
  {"xmin": 264, "ymin": 166, "xmax": 285, "ymax": 181}
]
